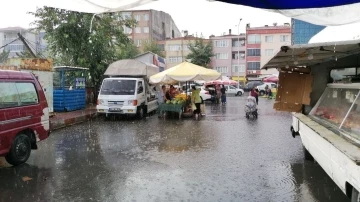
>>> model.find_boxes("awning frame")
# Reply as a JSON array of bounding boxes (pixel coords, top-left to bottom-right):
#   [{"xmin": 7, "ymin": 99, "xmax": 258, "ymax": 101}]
[{"xmin": 262, "ymin": 39, "xmax": 360, "ymax": 70}]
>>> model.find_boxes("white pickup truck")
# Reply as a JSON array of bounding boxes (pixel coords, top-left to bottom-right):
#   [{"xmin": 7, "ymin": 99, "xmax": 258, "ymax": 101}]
[{"xmin": 96, "ymin": 59, "xmax": 159, "ymax": 118}]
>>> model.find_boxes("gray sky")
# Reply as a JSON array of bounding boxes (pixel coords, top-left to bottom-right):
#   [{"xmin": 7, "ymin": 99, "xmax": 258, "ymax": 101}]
[{"xmin": 0, "ymin": 0, "xmax": 290, "ymax": 38}]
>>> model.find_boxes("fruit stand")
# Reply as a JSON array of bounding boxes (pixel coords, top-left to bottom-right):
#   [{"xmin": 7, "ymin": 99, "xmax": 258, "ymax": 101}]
[
  {"xmin": 158, "ymin": 94, "xmax": 188, "ymax": 119},
  {"xmin": 150, "ymin": 61, "xmax": 221, "ymax": 119}
]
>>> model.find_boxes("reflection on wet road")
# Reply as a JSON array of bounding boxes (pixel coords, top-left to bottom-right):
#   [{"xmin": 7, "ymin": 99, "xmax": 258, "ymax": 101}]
[{"xmin": 0, "ymin": 97, "xmax": 349, "ymax": 202}]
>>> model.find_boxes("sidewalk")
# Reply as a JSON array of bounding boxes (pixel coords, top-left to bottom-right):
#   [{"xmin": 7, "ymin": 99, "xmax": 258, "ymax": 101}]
[{"xmin": 50, "ymin": 105, "xmax": 97, "ymax": 131}]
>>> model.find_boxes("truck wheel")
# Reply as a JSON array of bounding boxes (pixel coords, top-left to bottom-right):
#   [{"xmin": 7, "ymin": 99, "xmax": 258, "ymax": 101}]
[
  {"xmin": 352, "ymin": 187, "xmax": 360, "ymax": 202},
  {"xmin": 236, "ymin": 91, "xmax": 242, "ymax": 96},
  {"xmin": 137, "ymin": 107, "xmax": 144, "ymax": 119},
  {"xmin": 303, "ymin": 146, "xmax": 314, "ymax": 161},
  {"xmin": 5, "ymin": 133, "xmax": 31, "ymax": 166}
]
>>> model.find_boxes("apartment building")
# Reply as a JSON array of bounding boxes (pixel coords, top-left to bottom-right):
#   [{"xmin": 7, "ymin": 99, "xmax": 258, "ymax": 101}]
[
  {"xmin": 246, "ymin": 23, "xmax": 291, "ymax": 78},
  {"xmin": 159, "ymin": 33, "xmax": 210, "ymax": 68},
  {"xmin": 0, "ymin": 27, "xmax": 40, "ymax": 58},
  {"xmin": 119, "ymin": 10, "xmax": 181, "ymax": 51},
  {"xmin": 210, "ymin": 29, "xmax": 246, "ymax": 82}
]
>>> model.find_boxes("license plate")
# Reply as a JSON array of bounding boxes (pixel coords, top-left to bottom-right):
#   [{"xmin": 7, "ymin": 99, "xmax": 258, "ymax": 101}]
[
  {"xmin": 109, "ymin": 108, "xmax": 122, "ymax": 112},
  {"xmin": 128, "ymin": 110, "xmax": 133, "ymax": 112}
]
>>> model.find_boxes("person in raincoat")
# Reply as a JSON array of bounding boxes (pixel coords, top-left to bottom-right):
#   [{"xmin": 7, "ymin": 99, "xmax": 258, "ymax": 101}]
[{"xmin": 191, "ymin": 86, "xmax": 202, "ymax": 120}]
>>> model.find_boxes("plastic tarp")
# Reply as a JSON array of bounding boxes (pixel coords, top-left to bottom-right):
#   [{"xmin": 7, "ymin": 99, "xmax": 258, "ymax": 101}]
[
  {"xmin": 149, "ymin": 62, "xmax": 221, "ymax": 84},
  {"xmin": 215, "ymin": 1, "xmax": 360, "ymax": 26},
  {"xmin": 104, "ymin": 59, "xmax": 159, "ymax": 77},
  {"xmin": 30, "ymin": 0, "xmax": 154, "ymax": 13}
]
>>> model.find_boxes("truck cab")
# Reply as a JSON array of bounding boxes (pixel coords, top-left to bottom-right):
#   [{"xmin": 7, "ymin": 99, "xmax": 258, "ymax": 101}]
[
  {"xmin": 96, "ymin": 59, "xmax": 160, "ymax": 118},
  {"xmin": 97, "ymin": 77, "xmax": 158, "ymax": 118}
]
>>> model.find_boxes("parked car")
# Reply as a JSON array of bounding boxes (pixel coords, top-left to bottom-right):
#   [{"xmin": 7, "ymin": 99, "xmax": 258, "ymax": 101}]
[
  {"xmin": 0, "ymin": 70, "xmax": 50, "ymax": 166},
  {"xmin": 242, "ymin": 81, "xmax": 264, "ymax": 92},
  {"xmin": 225, "ymin": 85, "xmax": 244, "ymax": 96},
  {"xmin": 256, "ymin": 83, "xmax": 277, "ymax": 96},
  {"xmin": 184, "ymin": 86, "xmax": 211, "ymax": 101}
]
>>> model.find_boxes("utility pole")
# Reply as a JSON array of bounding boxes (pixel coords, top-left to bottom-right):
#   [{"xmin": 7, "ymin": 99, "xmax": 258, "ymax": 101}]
[
  {"xmin": 237, "ymin": 18, "xmax": 242, "ymax": 89},
  {"xmin": 17, "ymin": 33, "xmax": 36, "ymax": 58}
]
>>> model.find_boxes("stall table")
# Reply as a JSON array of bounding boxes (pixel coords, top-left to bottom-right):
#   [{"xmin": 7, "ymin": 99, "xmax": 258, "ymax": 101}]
[{"xmin": 158, "ymin": 103, "xmax": 186, "ymax": 119}]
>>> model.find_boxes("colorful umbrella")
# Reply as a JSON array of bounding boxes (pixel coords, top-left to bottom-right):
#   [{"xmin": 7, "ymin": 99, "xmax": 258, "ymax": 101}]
[{"xmin": 263, "ymin": 76, "xmax": 278, "ymax": 83}]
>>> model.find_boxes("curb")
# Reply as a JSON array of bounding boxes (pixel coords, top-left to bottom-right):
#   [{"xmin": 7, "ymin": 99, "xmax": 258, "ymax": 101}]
[{"xmin": 50, "ymin": 112, "xmax": 97, "ymax": 131}]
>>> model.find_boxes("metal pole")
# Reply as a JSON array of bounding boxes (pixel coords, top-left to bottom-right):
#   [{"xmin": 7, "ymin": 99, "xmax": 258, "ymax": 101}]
[{"xmin": 237, "ymin": 18, "xmax": 242, "ymax": 89}]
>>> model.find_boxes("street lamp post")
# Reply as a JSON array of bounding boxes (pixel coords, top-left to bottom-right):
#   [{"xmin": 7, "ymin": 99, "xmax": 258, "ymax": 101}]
[{"xmin": 237, "ymin": 18, "xmax": 242, "ymax": 89}]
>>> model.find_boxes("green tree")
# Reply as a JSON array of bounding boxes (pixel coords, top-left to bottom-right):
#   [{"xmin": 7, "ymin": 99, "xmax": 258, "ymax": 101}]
[
  {"xmin": 0, "ymin": 50, "xmax": 9, "ymax": 64},
  {"xmin": 117, "ymin": 41, "xmax": 140, "ymax": 59},
  {"xmin": 143, "ymin": 40, "xmax": 165, "ymax": 58},
  {"xmin": 29, "ymin": 7, "xmax": 136, "ymax": 88},
  {"xmin": 186, "ymin": 38, "xmax": 214, "ymax": 67}
]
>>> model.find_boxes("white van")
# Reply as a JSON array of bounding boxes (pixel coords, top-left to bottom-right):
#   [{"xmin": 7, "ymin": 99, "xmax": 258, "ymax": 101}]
[{"xmin": 96, "ymin": 60, "xmax": 159, "ymax": 118}]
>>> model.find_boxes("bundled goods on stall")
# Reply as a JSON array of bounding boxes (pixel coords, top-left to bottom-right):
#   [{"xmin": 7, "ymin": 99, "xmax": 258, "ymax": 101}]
[{"xmin": 165, "ymin": 94, "xmax": 187, "ymax": 105}]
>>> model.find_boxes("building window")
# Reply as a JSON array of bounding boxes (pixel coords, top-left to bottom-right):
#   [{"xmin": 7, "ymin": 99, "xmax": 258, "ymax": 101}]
[
  {"xmin": 247, "ymin": 34, "xmax": 261, "ymax": 44},
  {"xmin": 215, "ymin": 53, "xmax": 228, "ymax": 59},
  {"xmin": 232, "ymin": 39, "xmax": 245, "ymax": 47},
  {"xmin": 247, "ymin": 49, "xmax": 261, "ymax": 56},
  {"xmin": 168, "ymin": 44, "xmax": 181, "ymax": 51},
  {"xmin": 183, "ymin": 45, "xmax": 189, "ymax": 51},
  {"xmin": 215, "ymin": 66, "xmax": 228, "ymax": 73},
  {"xmin": 214, "ymin": 40, "xmax": 229, "ymax": 47},
  {"xmin": 122, "ymin": 26, "xmax": 132, "ymax": 34},
  {"xmin": 280, "ymin": 35, "xmax": 290, "ymax": 42},
  {"xmin": 136, "ymin": 39, "xmax": 142, "ymax": 47},
  {"xmin": 135, "ymin": 27, "xmax": 141, "ymax": 33},
  {"xmin": 168, "ymin": 56, "xmax": 182, "ymax": 63},
  {"xmin": 134, "ymin": 15, "xmax": 140, "ymax": 21},
  {"xmin": 232, "ymin": 52, "xmax": 245, "ymax": 59},
  {"xmin": 265, "ymin": 36, "xmax": 273, "ymax": 42},
  {"xmin": 232, "ymin": 64, "xmax": 245, "ymax": 73},
  {"xmin": 265, "ymin": 49, "xmax": 274, "ymax": 56},
  {"xmin": 247, "ymin": 62, "xmax": 261, "ymax": 70},
  {"xmin": 143, "ymin": 27, "xmax": 149, "ymax": 33},
  {"xmin": 121, "ymin": 12, "xmax": 132, "ymax": 20},
  {"xmin": 144, "ymin": 14, "xmax": 149, "ymax": 21}
]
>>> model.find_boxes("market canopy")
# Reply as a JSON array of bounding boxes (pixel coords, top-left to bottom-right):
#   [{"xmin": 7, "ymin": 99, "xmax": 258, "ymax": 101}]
[
  {"xmin": 149, "ymin": 61, "xmax": 221, "ymax": 84},
  {"xmin": 104, "ymin": 59, "xmax": 159, "ymax": 77},
  {"xmin": 214, "ymin": 1, "xmax": 360, "ymax": 26},
  {"xmin": 262, "ymin": 39, "xmax": 360, "ymax": 70}
]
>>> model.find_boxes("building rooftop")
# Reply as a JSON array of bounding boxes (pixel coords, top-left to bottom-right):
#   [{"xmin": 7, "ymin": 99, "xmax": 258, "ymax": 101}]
[
  {"xmin": 246, "ymin": 25, "xmax": 291, "ymax": 30},
  {"xmin": 0, "ymin": 26, "xmax": 27, "ymax": 31},
  {"xmin": 159, "ymin": 36, "xmax": 209, "ymax": 42}
]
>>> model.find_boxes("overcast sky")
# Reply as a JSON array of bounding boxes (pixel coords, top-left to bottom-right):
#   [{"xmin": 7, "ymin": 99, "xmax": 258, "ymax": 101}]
[
  {"xmin": 0, "ymin": 0, "xmax": 290, "ymax": 38},
  {"xmin": 1, "ymin": 0, "xmax": 359, "ymax": 41}
]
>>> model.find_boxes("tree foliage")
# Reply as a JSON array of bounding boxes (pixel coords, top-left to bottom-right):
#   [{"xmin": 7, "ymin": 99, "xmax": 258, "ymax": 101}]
[
  {"xmin": 143, "ymin": 40, "xmax": 165, "ymax": 58},
  {"xmin": 0, "ymin": 50, "xmax": 9, "ymax": 64},
  {"xmin": 186, "ymin": 38, "xmax": 214, "ymax": 68},
  {"xmin": 29, "ymin": 7, "xmax": 136, "ymax": 88}
]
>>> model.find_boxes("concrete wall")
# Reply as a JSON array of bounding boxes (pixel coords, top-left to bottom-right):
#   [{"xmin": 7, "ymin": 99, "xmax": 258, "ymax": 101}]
[
  {"xmin": 151, "ymin": 10, "xmax": 181, "ymax": 41},
  {"xmin": 211, "ymin": 35, "xmax": 246, "ymax": 77},
  {"xmin": 260, "ymin": 33, "xmax": 291, "ymax": 75}
]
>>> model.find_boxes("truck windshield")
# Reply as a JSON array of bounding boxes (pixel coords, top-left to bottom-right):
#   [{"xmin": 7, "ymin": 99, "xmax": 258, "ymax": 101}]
[{"xmin": 100, "ymin": 80, "xmax": 136, "ymax": 95}]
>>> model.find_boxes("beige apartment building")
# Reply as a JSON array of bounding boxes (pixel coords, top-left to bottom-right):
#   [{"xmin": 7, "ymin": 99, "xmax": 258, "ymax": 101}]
[
  {"xmin": 246, "ymin": 23, "xmax": 291, "ymax": 77},
  {"xmin": 159, "ymin": 33, "xmax": 210, "ymax": 68},
  {"xmin": 119, "ymin": 10, "xmax": 181, "ymax": 51}
]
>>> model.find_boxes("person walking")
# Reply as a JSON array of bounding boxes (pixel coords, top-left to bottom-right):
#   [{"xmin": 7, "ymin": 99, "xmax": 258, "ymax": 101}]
[
  {"xmin": 220, "ymin": 85, "xmax": 227, "ymax": 105},
  {"xmin": 191, "ymin": 86, "xmax": 202, "ymax": 120},
  {"xmin": 250, "ymin": 87, "xmax": 259, "ymax": 105}
]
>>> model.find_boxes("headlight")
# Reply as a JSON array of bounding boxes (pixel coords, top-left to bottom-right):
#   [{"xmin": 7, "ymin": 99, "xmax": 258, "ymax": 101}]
[
  {"xmin": 128, "ymin": 100, "xmax": 133, "ymax": 105},
  {"xmin": 100, "ymin": 99, "xmax": 105, "ymax": 104}
]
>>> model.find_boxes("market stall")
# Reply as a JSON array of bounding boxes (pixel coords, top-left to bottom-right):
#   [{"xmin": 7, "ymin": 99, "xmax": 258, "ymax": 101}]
[
  {"xmin": 53, "ymin": 66, "xmax": 89, "ymax": 112},
  {"xmin": 150, "ymin": 61, "xmax": 221, "ymax": 119}
]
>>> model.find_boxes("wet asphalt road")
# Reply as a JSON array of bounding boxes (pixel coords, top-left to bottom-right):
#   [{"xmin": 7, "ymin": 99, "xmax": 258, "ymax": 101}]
[{"xmin": 0, "ymin": 96, "xmax": 349, "ymax": 202}]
